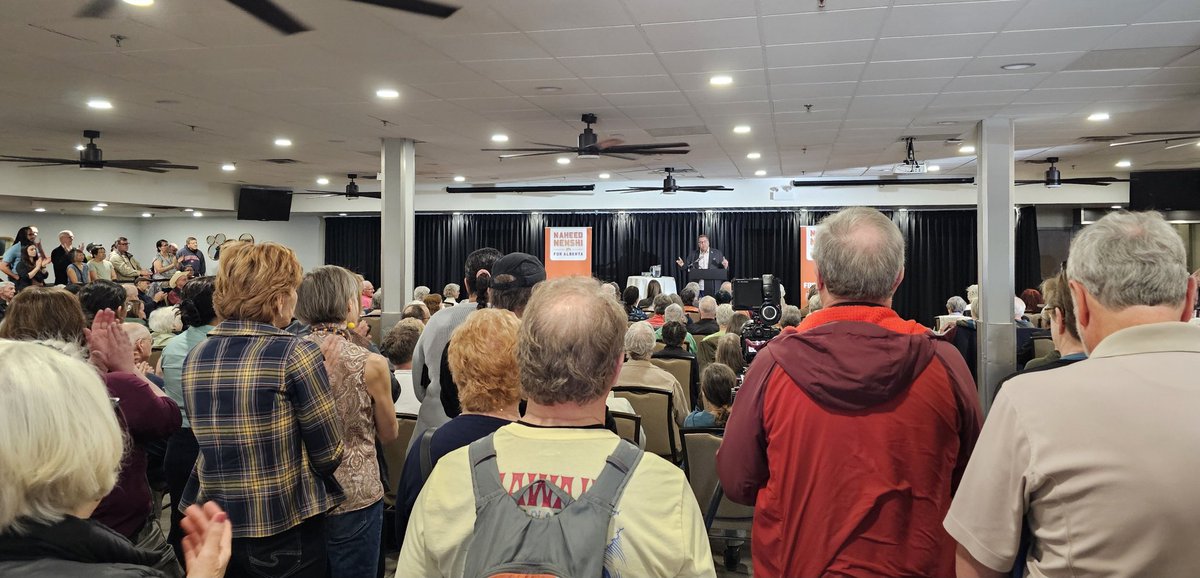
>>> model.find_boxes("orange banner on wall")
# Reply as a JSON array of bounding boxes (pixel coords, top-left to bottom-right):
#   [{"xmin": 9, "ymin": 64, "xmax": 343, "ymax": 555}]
[
  {"xmin": 800, "ymin": 226, "xmax": 818, "ymax": 291},
  {"xmin": 544, "ymin": 227, "xmax": 592, "ymax": 279}
]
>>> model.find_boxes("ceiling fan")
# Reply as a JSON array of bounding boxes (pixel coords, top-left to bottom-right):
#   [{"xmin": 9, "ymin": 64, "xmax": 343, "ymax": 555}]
[
  {"xmin": 608, "ymin": 167, "xmax": 732, "ymax": 194},
  {"xmin": 1017, "ymin": 158, "xmax": 1129, "ymax": 188},
  {"xmin": 294, "ymin": 174, "xmax": 381, "ymax": 199},
  {"xmin": 482, "ymin": 113, "xmax": 690, "ymax": 161},
  {"xmin": 0, "ymin": 130, "xmax": 198, "ymax": 173},
  {"xmin": 77, "ymin": 0, "xmax": 459, "ymax": 35},
  {"xmin": 1107, "ymin": 131, "xmax": 1200, "ymax": 150}
]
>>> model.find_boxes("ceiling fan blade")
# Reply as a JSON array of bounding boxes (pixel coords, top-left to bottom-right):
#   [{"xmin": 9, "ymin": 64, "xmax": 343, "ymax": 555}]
[
  {"xmin": 601, "ymin": 142, "xmax": 690, "ymax": 152},
  {"xmin": 633, "ymin": 149, "xmax": 690, "ymax": 155},
  {"xmin": 76, "ymin": 0, "xmax": 118, "ymax": 18},
  {"xmin": 0, "ymin": 155, "xmax": 76, "ymax": 164},
  {"xmin": 117, "ymin": 166, "xmax": 169, "ymax": 174},
  {"xmin": 678, "ymin": 186, "xmax": 734, "ymax": 192},
  {"xmin": 495, "ymin": 152, "xmax": 565, "ymax": 159},
  {"xmin": 607, "ymin": 187, "xmax": 663, "ymax": 193},
  {"xmin": 18, "ymin": 163, "xmax": 74, "ymax": 168},
  {"xmin": 599, "ymin": 152, "xmax": 636, "ymax": 161},
  {"xmin": 355, "ymin": 191, "xmax": 382, "ymax": 199},
  {"xmin": 106, "ymin": 161, "xmax": 199, "ymax": 170},
  {"xmin": 526, "ymin": 142, "xmax": 578, "ymax": 150},
  {"xmin": 302, "ymin": 190, "xmax": 341, "ymax": 194},
  {"xmin": 1014, "ymin": 181, "xmax": 1043, "ymax": 186},
  {"xmin": 100, "ymin": 159, "xmax": 172, "ymax": 164},
  {"xmin": 1127, "ymin": 131, "xmax": 1200, "ymax": 135},
  {"xmin": 346, "ymin": 0, "xmax": 459, "ymax": 18},
  {"xmin": 481, "ymin": 147, "xmax": 569, "ymax": 153},
  {"xmin": 226, "ymin": 0, "xmax": 311, "ymax": 34},
  {"xmin": 1061, "ymin": 178, "xmax": 1128, "ymax": 186},
  {"xmin": 1163, "ymin": 139, "xmax": 1200, "ymax": 150}
]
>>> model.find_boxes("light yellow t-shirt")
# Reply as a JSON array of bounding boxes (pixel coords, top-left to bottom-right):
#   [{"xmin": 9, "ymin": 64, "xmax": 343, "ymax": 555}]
[{"xmin": 396, "ymin": 423, "xmax": 716, "ymax": 578}]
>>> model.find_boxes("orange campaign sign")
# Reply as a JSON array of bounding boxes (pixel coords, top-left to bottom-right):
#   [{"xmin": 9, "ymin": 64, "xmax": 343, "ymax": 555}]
[
  {"xmin": 799, "ymin": 226, "xmax": 819, "ymax": 291},
  {"xmin": 544, "ymin": 227, "xmax": 592, "ymax": 279}
]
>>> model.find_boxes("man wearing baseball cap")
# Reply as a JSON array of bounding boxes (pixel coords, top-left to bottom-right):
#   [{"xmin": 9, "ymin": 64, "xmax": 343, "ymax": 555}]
[{"xmin": 488, "ymin": 252, "xmax": 546, "ymax": 317}]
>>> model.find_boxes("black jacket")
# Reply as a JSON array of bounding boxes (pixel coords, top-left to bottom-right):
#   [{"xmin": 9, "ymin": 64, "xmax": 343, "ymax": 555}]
[
  {"xmin": 0, "ymin": 516, "xmax": 163, "ymax": 577},
  {"xmin": 682, "ymin": 248, "xmax": 726, "ymax": 271}
]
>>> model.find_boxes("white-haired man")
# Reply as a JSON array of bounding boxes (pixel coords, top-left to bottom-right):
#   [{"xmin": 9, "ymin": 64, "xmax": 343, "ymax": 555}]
[
  {"xmin": 718, "ymin": 206, "xmax": 981, "ymax": 578},
  {"xmin": 397, "ymin": 277, "xmax": 714, "ymax": 577},
  {"xmin": 690, "ymin": 295, "xmax": 720, "ymax": 336},
  {"xmin": 947, "ymin": 211, "xmax": 1200, "ymax": 577}
]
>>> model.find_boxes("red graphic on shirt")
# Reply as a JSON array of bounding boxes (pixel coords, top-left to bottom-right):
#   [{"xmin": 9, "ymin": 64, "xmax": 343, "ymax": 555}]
[{"xmin": 499, "ymin": 472, "xmax": 597, "ymax": 511}]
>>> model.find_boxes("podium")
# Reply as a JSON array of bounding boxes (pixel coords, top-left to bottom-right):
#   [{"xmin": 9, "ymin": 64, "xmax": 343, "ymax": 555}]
[{"xmin": 687, "ymin": 268, "xmax": 728, "ymax": 297}]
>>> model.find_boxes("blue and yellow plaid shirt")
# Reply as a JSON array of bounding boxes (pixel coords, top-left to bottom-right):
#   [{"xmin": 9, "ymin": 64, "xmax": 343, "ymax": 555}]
[{"xmin": 180, "ymin": 320, "xmax": 345, "ymax": 538}]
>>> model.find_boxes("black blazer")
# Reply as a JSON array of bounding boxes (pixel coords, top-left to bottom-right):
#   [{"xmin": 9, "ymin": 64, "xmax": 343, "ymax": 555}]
[{"xmin": 682, "ymin": 248, "xmax": 726, "ymax": 271}]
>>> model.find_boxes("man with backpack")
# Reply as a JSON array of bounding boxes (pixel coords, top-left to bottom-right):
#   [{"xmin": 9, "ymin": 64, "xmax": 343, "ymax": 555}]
[{"xmin": 396, "ymin": 276, "xmax": 715, "ymax": 578}]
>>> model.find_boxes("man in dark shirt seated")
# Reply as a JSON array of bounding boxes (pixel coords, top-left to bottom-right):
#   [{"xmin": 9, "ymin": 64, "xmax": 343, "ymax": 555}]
[{"xmin": 689, "ymin": 295, "xmax": 720, "ymax": 336}]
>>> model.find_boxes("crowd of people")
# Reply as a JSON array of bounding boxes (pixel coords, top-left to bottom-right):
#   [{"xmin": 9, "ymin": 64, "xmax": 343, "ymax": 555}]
[{"xmin": 1, "ymin": 206, "xmax": 1199, "ymax": 578}]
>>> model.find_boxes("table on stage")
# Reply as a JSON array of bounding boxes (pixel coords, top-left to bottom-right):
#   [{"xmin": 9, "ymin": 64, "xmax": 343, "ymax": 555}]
[{"xmin": 626, "ymin": 275, "xmax": 677, "ymax": 301}]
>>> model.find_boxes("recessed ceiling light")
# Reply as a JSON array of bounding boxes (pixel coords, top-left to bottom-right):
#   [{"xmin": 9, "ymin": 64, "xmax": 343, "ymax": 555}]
[
  {"xmin": 491, "ymin": 134, "xmax": 509, "ymax": 143},
  {"xmin": 95, "ymin": 202, "xmax": 108, "ymax": 207},
  {"xmin": 1111, "ymin": 205, "xmax": 1122, "ymax": 209},
  {"xmin": 1087, "ymin": 112, "xmax": 1110, "ymax": 121},
  {"xmin": 535, "ymin": 86, "xmax": 562, "ymax": 93},
  {"xmin": 453, "ymin": 175, "xmax": 466, "ymax": 182},
  {"xmin": 274, "ymin": 138, "xmax": 292, "ymax": 147},
  {"xmin": 733, "ymin": 125, "xmax": 752, "ymax": 134},
  {"xmin": 754, "ymin": 169, "xmax": 767, "ymax": 176},
  {"xmin": 221, "ymin": 163, "xmax": 236, "ymax": 171},
  {"xmin": 316, "ymin": 177, "xmax": 329, "ymax": 185},
  {"xmin": 959, "ymin": 145, "xmax": 976, "ymax": 154},
  {"xmin": 746, "ymin": 152, "xmax": 761, "ymax": 159},
  {"xmin": 86, "ymin": 99, "xmax": 112, "ymax": 109},
  {"xmin": 141, "ymin": 212, "xmax": 152, "ymax": 218},
  {"xmin": 1115, "ymin": 160, "xmax": 1132, "ymax": 168},
  {"xmin": 557, "ymin": 157, "xmax": 571, "ymax": 165},
  {"xmin": 184, "ymin": 208, "xmax": 194, "ymax": 212},
  {"xmin": 338, "ymin": 212, "xmax": 348, "ymax": 216},
  {"xmin": 34, "ymin": 207, "xmax": 45, "ymax": 213},
  {"xmin": 709, "ymin": 75, "xmax": 733, "ymax": 86},
  {"xmin": 375, "ymin": 88, "xmax": 400, "ymax": 99},
  {"xmin": 598, "ymin": 173, "xmax": 611, "ymax": 179},
  {"xmin": 75, "ymin": 144, "xmax": 85, "ymax": 151},
  {"xmin": 1001, "ymin": 63, "xmax": 1036, "ymax": 71},
  {"xmin": 928, "ymin": 165, "xmax": 941, "ymax": 172},
  {"xmin": 193, "ymin": 212, "xmax": 203, "ymax": 217},
  {"xmin": 123, "ymin": 0, "xmax": 154, "ymax": 6},
  {"xmin": 91, "ymin": 206, "xmax": 104, "ymax": 212}
]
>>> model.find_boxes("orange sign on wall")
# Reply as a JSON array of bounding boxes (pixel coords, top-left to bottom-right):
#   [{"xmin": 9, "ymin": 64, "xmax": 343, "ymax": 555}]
[
  {"xmin": 544, "ymin": 227, "xmax": 593, "ymax": 279},
  {"xmin": 799, "ymin": 226, "xmax": 819, "ymax": 291}
]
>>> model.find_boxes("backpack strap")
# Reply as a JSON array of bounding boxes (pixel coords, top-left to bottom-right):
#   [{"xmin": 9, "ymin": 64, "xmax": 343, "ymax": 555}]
[
  {"xmin": 468, "ymin": 434, "xmax": 507, "ymax": 503},
  {"xmin": 581, "ymin": 440, "xmax": 643, "ymax": 513},
  {"xmin": 418, "ymin": 428, "xmax": 437, "ymax": 483}
]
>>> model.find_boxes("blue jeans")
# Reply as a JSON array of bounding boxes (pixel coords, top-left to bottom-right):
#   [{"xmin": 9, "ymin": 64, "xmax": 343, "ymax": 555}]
[{"xmin": 327, "ymin": 500, "xmax": 383, "ymax": 578}]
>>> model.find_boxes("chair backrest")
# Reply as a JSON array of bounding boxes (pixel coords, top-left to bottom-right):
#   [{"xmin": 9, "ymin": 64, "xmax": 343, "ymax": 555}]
[
  {"xmin": 612, "ymin": 386, "xmax": 678, "ymax": 462},
  {"xmin": 652, "ymin": 341, "xmax": 666, "ymax": 353},
  {"xmin": 148, "ymin": 348, "xmax": 163, "ymax": 371},
  {"xmin": 686, "ymin": 311, "xmax": 700, "ymax": 324},
  {"xmin": 382, "ymin": 412, "xmax": 418, "ymax": 506},
  {"xmin": 610, "ymin": 410, "xmax": 641, "ymax": 446},
  {"xmin": 365, "ymin": 316, "xmax": 382, "ymax": 346},
  {"xmin": 1032, "ymin": 335, "xmax": 1055, "ymax": 359},
  {"xmin": 650, "ymin": 357, "xmax": 693, "ymax": 410},
  {"xmin": 680, "ymin": 428, "xmax": 754, "ymax": 530}
]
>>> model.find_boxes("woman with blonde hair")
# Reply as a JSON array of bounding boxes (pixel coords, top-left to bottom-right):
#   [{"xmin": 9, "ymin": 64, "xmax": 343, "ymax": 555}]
[
  {"xmin": 180, "ymin": 242, "xmax": 344, "ymax": 578},
  {"xmin": 395, "ymin": 307, "xmax": 522, "ymax": 545},
  {"xmin": 0, "ymin": 341, "xmax": 232, "ymax": 577},
  {"xmin": 716, "ymin": 332, "xmax": 746, "ymax": 376},
  {"xmin": 295, "ymin": 265, "xmax": 398, "ymax": 578}
]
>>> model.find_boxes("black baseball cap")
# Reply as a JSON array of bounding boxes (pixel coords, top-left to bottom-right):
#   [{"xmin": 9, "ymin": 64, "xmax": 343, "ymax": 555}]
[{"xmin": 490, "ymin": 252, "xmax": 546, "ymax": 290}]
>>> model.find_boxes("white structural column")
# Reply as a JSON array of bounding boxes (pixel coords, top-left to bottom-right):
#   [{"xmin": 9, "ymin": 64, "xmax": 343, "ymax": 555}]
[
  {"xmin": 380, "ymin": 138, "xmax": 416, "ymax": 333},
  {"xmin": 976, "ymin": 118, "xmax": 1016, "ymax": 414}
]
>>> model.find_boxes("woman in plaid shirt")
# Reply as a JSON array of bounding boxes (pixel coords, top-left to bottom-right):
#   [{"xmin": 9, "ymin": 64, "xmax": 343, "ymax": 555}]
[{"xmin": 180, "ymin": 242, "xmax": 344, "ymax": 578}]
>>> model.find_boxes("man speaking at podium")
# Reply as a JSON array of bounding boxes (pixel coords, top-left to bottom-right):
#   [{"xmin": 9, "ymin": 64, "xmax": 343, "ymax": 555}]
[{"xmin": 676, "ymin": 234, "xmax": 728, "ymax": 296}]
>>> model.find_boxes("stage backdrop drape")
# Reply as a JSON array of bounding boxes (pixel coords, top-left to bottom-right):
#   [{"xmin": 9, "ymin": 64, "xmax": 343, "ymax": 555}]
[
  {"xmin": 1015, "ymin": 206, "xmax": 1043, "ymax": 294},
  {"xmin": 325, "ymin": 208, "xmax": 1036, "ymax": 328}
]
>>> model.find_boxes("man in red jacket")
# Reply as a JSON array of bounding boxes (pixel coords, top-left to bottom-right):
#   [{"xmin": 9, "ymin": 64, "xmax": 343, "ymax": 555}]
[{"xmin": 717, "ymin": 207, "xmax": 982, "ymax": 578}]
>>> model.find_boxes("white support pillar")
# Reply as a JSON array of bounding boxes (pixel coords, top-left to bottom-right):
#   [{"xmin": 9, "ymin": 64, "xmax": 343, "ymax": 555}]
[
  {"xmin": 380, "ymin": 138, "xmax": 416, "ymax": 333},
  {"xmin": 976, "ymin": 118, "xmax": 1016, "ymax": 414}
]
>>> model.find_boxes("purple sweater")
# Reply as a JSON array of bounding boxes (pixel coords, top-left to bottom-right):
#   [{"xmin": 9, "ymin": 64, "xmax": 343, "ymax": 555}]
[{"xmin": 91, "ymin": 372, "xmax": 181, "ymax": 538}]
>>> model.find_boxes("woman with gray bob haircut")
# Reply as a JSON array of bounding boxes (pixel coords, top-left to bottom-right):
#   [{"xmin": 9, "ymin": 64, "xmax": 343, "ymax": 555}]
[
  {"xmin": 624, "ymin": 321, "xmax": 657, "ymax": 360},
  {"xmin": 814, "ymin": 207, "xmax": 906, "ymax": 302},
  {"xmin": 0, "ymin": 341, "xmax": 231, "ymax": 577}
]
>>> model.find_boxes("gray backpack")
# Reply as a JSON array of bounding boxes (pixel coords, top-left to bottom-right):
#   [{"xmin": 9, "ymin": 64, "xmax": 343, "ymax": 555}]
[{"xmin": 462, "ymin": 435, "xmax": 643, "ymax": 578}]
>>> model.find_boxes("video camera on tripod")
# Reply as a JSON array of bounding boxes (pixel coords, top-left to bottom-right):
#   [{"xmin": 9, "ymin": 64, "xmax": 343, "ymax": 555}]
[{"xmin": 731, "ymin": 274, "xmax": 783, "ymax": 365}]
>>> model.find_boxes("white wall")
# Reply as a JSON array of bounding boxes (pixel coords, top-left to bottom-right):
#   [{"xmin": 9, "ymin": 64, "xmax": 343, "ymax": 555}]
[{"xmin": 0, "ymin": 212, "xmax": 148, "ymax": 283}]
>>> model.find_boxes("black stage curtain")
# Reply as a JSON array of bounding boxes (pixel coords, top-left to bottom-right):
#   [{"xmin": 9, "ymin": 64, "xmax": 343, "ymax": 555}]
[
  {"xmin": 1015, "ymin": 206, "xmax": 1043, "ymax": 294},
  {"xmin": 325, "ymin": 208, "xmax": 1041, "ymax": 328}
]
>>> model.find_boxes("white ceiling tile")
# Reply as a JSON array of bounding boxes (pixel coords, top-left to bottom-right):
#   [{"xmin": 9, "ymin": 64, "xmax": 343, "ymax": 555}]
[
  {"xmin": 413, "ymin": 81, "xmax": 515, "ymax": 99},
  {"xmin": 979, "ymin": 26, "xmax": 1124, "ymax": 57},
  {"xmin": 390, "ymin": 62, "xmax": 489, "ymax": 84},
  {"xmin": 848, "ymin": 93, "xmax": 937, "ymax": 116},
  {"xmin": 685, "ymin": 86, "xmax": 770, "ymax": 104},
  {"xmin": 1006, "ymin": 0, "xmax": 1165, "ymax": 30},
  {"xmin": 671, "ymin": 69, "xmax": 768, "ymax": 90},
  {"xmin": 422, "ymin": 33, "xmax": 551, "ymax": 61},
  {"xmin": 583, "ymin": 76, "xmax": 679, "ymax": 93},
  {"xmin": 526, "ymin": 27, "xmax": 653, "ymax": 58},
  {"xmin": 1035, "ymin": 69, "xmax": 1158, "ymax": 89},
  {"xmin": 880, "ymin": 1, "xmax": 1024, "ymax": 38},
  {"xmin": 559, "ymin": 54, "xmax": 667, "ymax": 77},
  {"xmin": 623, "ymin": 0, "xmax": 757, "ymax": 24},
  {"xmin": 1135, "ymin": 66, "xmax": 1200, "ymax": 85},
  {"xmin": 643, "ymin": 18, "xmax": 761, "ymax": 52},
  {"xmin": 604, "ymin": 91, "xmax": 690, "ymax": 107},
  {"xmin": 861, "ymin": 58, "xmax": 970, "ymax": 81},
  {"xmin": 768, "ymin": 63, "xmax": 865, "ymax": 84},
  {"xmin": 494, "ymin": 79, "xmax": 594, "ymax": 96},
  {"xmin": 960, "ymin": 52, "xmax": 1088, "ymax": 76},
  {"xmin": 767, "ymin": 40, "xmax": 875, "ymax": 67},
  {"xmin": 691, "ymin": 101, "xmax": 773, "ymax": 117},
  {"xmin": 621, "ymin": 104, "xmax": 700, "ymax": 119},
  {"xmin": 463, "ymin": 59, "xmax": 577, "ymax": 81},
  {"xmin": 630, "ymin": 115, "xmax": 706, "ymax": 129},
  {"xmin": 761, "ymin": 8, "xmax": 889, "ymax": 45},
  {"xmin": 872, "ymin": 33, "xmax": 995, "ymax": 61},
  {"xmin": 1108, "ymin": 83, "xmax": 1200, "ymax": 101},
  {"xmin": 941, "ymin": 72, "xmax": 1051, "ymax": 92},
  {"xmin": 775, "ymin": 96, "xmax": 854, "ymax": 111},
  {"xmin": 929, "ymin": 90, "xmax": 1026, "ymax": 107},
  {"xmin": 772, "ymin": 82, "xmax": 860, "ymax": 99},
  {"xmin": 1137, "ymin": 0, "xmax": 1200, "ymax": 23},
  {"xmin": 773, "ymin": 108, "xmax": 847, "ymax": 122},
  {"xmin": 1012, "ymin": 87, "xmax": 1118, "ymax": 104},
  {"xmin": 855, "ymin": 77, "xmax": 953, "ymax": 96},
  {"xmin": 996, "ymin": 102, "xmax": 1089, "ymax": 117},
  {"xmin": 1098, "ymin": 22, "xmax": 1200, "ymax": 50},
  {"xmin": 658, "ymin": 47, "xmax": 764, "ymax": 74},
  {"xmin": 760, "ymin": 0, "xmax": 890, "ymax": 16},
  {"xmin": 491, "ymin": 0, "xmax": 633, "ymax": 29}
]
